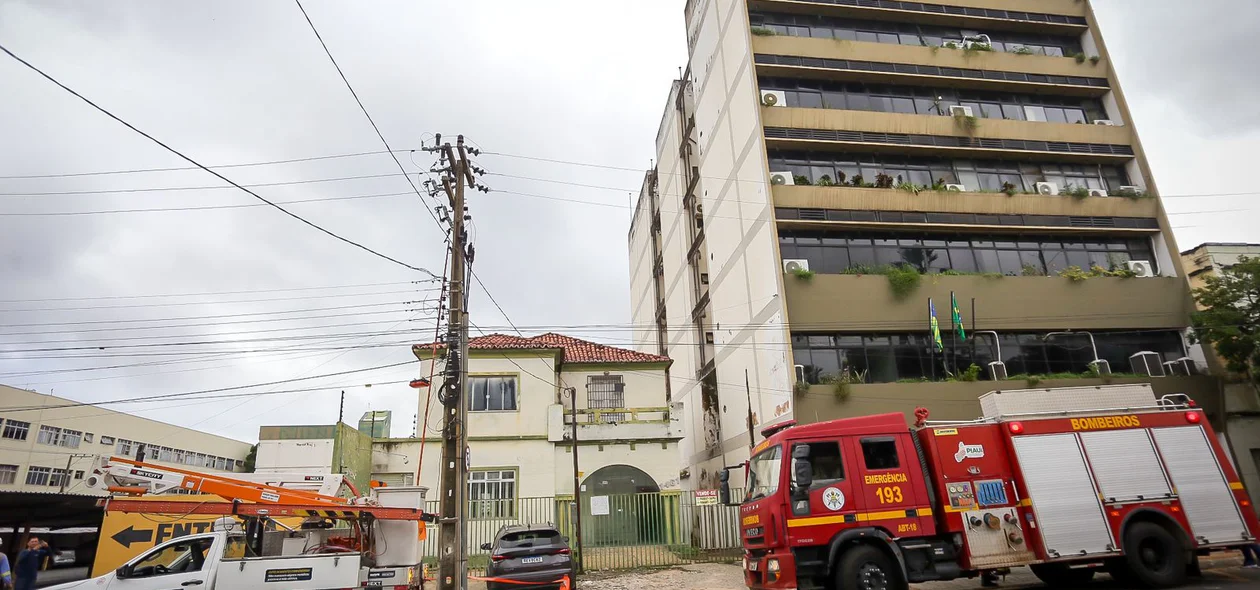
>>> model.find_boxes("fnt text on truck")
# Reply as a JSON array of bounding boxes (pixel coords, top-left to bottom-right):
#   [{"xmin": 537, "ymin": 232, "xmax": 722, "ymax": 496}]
[{"xmin": 719, "ymin": 384, "xmax": 1259, "ymax": 590}]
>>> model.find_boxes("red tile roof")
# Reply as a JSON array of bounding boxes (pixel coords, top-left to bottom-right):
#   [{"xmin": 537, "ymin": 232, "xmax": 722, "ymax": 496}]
[{"xmin": 412, "ymin": 333, "xmax": 670, "ymax": 365}]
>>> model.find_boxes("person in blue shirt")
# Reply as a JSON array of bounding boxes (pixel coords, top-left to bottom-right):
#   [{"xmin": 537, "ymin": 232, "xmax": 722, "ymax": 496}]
[
  {"xmin": 0, "ymin": 540, "xmax": 12, "ymax": 590},
  {"xmin": 14, "ymin": 537, "xmax": 50, "ymax": 590}
]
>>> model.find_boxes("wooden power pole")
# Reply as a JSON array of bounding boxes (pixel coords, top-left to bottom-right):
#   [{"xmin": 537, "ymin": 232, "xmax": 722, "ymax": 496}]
[{"xmin": 435, "ymin": 135, "xmax": 477, "ymax": 590}]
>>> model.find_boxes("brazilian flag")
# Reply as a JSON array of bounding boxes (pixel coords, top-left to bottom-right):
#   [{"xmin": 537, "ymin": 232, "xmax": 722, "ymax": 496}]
[
  {"xmin": 929, "ymin": 299, "xmax": 944, "ymax": 352},
  {"xmin": 951, "ymin": 292, "xmax": 966, "ymax": 341}
]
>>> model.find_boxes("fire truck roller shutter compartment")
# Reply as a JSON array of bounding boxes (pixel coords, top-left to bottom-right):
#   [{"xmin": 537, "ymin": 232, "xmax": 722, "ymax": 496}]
[
  {"xmin": 1151, "ymin": 426, "xmax": 1250, "ymax": 544},
  {"xmin": 1012, "ymin": 433, "xmax": 1115, "ymax": 557},
  {"xmin": 1080, "ymin": 429, "xmax": 1172, "ymax": 503}
]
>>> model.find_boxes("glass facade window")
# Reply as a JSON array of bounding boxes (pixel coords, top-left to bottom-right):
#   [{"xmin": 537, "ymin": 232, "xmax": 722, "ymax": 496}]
[
  {"xmin": 761, "ymin": 79, "xmax": 1105, "ymax": 125},
  {"xmin": 750, "ymin": 12, "xmax": 1083, "ymax": 57},
  {"xmin": 779, "ymin": 230, "xmax": 1154, "ymax": 277},
  {"xmin": 793, "ymin": 330, "xmax": 1184, "ymax": 384},
  {"xmin": 768, "ymin": 151, "xmax": 1129, "ymax": 194},
  {"xmin": 756, "ymin": 78, "xmax": 1103, "ymax": 124}
]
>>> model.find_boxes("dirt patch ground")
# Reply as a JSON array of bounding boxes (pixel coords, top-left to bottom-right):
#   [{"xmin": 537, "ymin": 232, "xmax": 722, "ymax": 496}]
[{"xmin": 579, "ymin": 562, "xmax": 743, "ymax": 590}]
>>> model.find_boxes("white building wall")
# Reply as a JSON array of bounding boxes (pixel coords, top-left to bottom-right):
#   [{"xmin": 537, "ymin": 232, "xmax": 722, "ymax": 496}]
[
  {"xmin": 255, "ymin": 439, "xmax": 334, "ymax": 474},
  {"xmin": 0, "ymin": 385, "xmax": 252, "ymax": 494},
  {"xmin": 628, "ymin": 175, "xmax": 658, "ymax": 354},
  {"xmin": 680, "ymin": 0, "xmax": 794, "ymax": 490}
]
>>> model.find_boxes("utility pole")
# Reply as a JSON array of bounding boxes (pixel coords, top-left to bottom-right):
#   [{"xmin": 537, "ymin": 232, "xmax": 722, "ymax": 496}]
[
  {"xmin": 337, "ymin": 390, "xmax": 345, "ymax": 474},
  {"xmin": 433, "ymin": 134, "xmax": 481, "ymax": 590},
  {"xmin": 566, "ymin": 387, "xmax": 584, "ymax": 573}
]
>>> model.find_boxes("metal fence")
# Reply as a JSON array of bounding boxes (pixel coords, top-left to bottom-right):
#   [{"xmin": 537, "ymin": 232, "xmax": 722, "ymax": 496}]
[{"xmin": 419, "ymin": 490, "xmax": 743, "ymax": 573}]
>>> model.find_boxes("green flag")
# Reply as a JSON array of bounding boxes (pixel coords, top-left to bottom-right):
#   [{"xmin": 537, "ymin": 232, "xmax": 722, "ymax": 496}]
[
  {"xmin": 951, "ymin": 292, "xmax": 966, "ymax": 341},
  {"xmin": 929, "ymin": 298, "xmax": 944, "ymax": 352}
]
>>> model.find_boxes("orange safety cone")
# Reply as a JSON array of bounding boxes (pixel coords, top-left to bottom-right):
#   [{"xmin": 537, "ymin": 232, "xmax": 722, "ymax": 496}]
[{"xmin": 559, "ymin": 575, "xmax": 571, "ymax": 590}]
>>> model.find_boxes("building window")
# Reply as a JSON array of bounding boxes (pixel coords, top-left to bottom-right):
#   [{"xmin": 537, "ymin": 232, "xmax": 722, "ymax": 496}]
[
  {"xmin": 792, "ymin": 330, "xmax": 1185, "ymax": 384},
  {"xmin": 49, "ymin": 468, "xmax": 70, "ymax": 488},
  {"xmin": 37, "ymin": 426, "xmax": 81, "ymax": 448},
  {"xmin": 0, "ymin": 465, "xmax": 17, "ymax": 485},
  {"xmin": 25, "ymin": 466, "xmax": 52, "ymax": 486},
  {"xmin": 84, "ymin": 433, "xmax": 94, "ymax": 443},
  {"xmin": 778, "ymin": 230, "xmax": 1154, "ymax": 277},
  {"xmin": 116, "ymin": 439, "xmax": 134, "ymax": 456},
  {"xmin": 468, "ymin": 470, "xmax": 516, "ymax": 518},
  {"xmin": 587, "ymin": 375, "xmax": 626, "ymax": 422},
  {"xmin": 100, "ymin": 435, "xmax": 115, "ymax": 445},
  {"xmin": 469, "ymin": 376, "xmax": 518, "ymax": 412},
  {"xmin": 1, "ymin": 420, "xmax": 30, "ymax": 441},
  {"xmin": 74, "ymin": 470, "xmax": 85, "ymax": 480}
]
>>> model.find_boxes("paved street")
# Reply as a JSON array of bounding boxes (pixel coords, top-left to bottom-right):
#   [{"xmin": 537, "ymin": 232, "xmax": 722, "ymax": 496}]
[{"xmin": 577, "ymin": 557, "xmax": 1260, "ymax": 590}]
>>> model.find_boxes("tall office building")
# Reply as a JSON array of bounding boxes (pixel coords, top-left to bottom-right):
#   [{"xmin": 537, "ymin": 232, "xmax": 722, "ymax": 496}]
[{"xmin": 629, "ymin": 0, "xmax": 1212, "ymax": 490}]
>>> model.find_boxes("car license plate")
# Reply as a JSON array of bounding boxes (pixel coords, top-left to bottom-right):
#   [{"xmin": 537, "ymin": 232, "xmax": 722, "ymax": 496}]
[{"xmin": 521, "ymin": 557, "xmax": 544, "ymax": 564}]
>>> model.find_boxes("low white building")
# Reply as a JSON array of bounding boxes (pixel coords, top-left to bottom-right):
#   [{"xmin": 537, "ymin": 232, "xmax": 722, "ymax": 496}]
[
  {"xmin": 0, "ymin": 385, "xmax": 253, "ymax": 495},
  {"xmin": 385, "ymin": 333, "xmax": 682, "ymax": 503}
]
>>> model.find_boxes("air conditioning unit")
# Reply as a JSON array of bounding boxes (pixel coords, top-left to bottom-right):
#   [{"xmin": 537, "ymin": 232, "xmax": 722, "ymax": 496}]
[
  {"xmin": 1093, "ymin": 119, "xmax": 1117, "ymax": 126},
  {"xmin": 769, "ymin": 171, "xmax": 795, "ymax": 186},
  {"xmin": 1088, "ymin": 359, "xmax": 1112, "ymax": 376},
  {"xmin": 783, "ymin": 259, "xmax": 810, "ymax": 274},
  {"xmin": 761, "ymin": 90, "xmax": 786, "ymax": 107},
  {"xmin": 987, "ymin": 361, "xmax": 1008, "ymax": 381},
  {"xmin": 1126, "ymin": 260, "xmax": 1155, "ymax": 277},
  {"xmin": 945, "ymin": 184, "xmax": 967, "ymax": 192},
  {"xmin": 1088, "ymin": 188, "xmax": 1108, "ymax": 198},
  {"xmin": 948, "ymin": 105, "xmax": 974, "ymax": 117},
  {"xmin": 1118, "ymin": 185, "xmax": 1143, "ymax": 195},
  {"xmin": 1034, "ymin": 182, "xmax": 1060, "ymax": 196},
  {"xmin": 1163, "ymin": 358, "xmax": 1194, "ymax": 377},
  {"xmin": 1130, "ymin": 351, "xmax": 1166, "ymax": 377},
  {"xmin": 961, "ymin": 35, "xmax": 991, "ymax": 50}
]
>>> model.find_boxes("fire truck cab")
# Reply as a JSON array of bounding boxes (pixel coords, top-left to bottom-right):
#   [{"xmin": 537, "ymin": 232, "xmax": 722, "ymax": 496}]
[{"xmin": 722, "ymin": 385, "xmax": 1259, "ymax": 590}]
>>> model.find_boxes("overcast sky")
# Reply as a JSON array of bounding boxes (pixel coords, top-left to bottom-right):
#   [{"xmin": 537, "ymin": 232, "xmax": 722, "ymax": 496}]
[{"xmin": 1, "ymin": 0, "xmax": 1256, "ymax": 444}]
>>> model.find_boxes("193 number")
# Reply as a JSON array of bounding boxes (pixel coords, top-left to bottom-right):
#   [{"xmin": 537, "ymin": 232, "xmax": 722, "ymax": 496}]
[{"xmin": 875, "ymin": 486, "xmax": 904, "ymax": 504}]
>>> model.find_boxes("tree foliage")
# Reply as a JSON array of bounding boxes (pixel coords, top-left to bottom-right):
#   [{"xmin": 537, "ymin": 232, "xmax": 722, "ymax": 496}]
[
  {"xmin": 1190, "ymin": 256, "xmax": 1260, "ymax": 381},
  {"xmin": 242, "ymin": 444, "xmax": 258, "ymax": 473}
]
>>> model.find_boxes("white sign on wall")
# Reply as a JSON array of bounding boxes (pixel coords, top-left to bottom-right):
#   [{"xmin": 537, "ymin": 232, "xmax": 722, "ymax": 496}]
[{"xmin": 590, "ymin": 495, "xmax": 610, "ymax": 516}]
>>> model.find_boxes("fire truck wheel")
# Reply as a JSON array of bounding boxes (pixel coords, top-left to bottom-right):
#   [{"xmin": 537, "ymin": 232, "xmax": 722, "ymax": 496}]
[
  {"xmin": 835, "ymin": 545, "xmax": 907, "ymax": 590},
  {"xmin": 1120, "ymin": 522, "xmax": 1187, "ymax": 588},
  {"xmin": 1029, "ymin": 563, "xmax": 1096, "ymax": 587}
]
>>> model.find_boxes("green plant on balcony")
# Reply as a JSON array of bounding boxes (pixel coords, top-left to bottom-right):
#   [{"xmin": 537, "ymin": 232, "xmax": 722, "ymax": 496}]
[
  {"xmin": 794, "ymin": 175, "xmax": 812, "ymax": 186},
  {"xmin": 930, "ymin": 179, "xmax": 949, "ymax": 191},
  {"xmin": 1058, "ymin": 265, "xmax": 1139, "ymax": 282},
  {"xmin": 897, "ymin": 181, "xmax": 923, "ymax": 195},
  {"xmin": 1089, "ymin": 55, "xmax": 1101, "ymax": 65},
  {"xmin": 790, "ymin": 266, "xmax": 815, "ymax": 281},
  {"xmin": 1058, "ymin": 265, "xmax": 1092, "ymax": 282},
  {"xmin": 1012, "ymin": 46, "xmax": 1034, "ymax": 56},
  {"xmin": 1021, "ymin": 264, "xmax": 1042, "ymax": 277},
  {"xmin": 953, "ymin": 113, "xmax": 980, "ymax": 133},
  {"xmin": 948, "ymin": 364, "xmax": 983, "ymax": 382},
  {"xmin": 929, "ymin": 45, "xmax": 942, "ymax": 55},
  {"xmin": 1072, "ymin": 52, "xmax": 1087, "ymax": 63},
  {"xmin": 849, "ymin": 173, "xmax": 865, "ymax": 187},
  {"xmin": 874, "ymin": 173, "xmax": 895, "ymax": 189},
  {"xmin": 886, "ymin": 265, "xmax": 922, "ymax": 299},
  {"xmin": 1063, "ymin": 185, "xmax": 1092, "ymax": 200},
  {"xmin": 962, "ymin": 43, "xmax": 994, "ymax": 57},
  {"xmin": 793, "ymin": 380, "xmax": 810, "ymax": 397},
  {"xmin": 1001, "ymin": 182, "xmax": 1019, "ymax": 197},
  {"xmin": 750, "ymin": 26, "xmax": 777, "ymax": 37},
  {"xmin": 821, "ymin": 369, "xmax": 867, "ymax": 402},
  {"xmin": 817, "ymin": 175, "xmax": 834, "ymax": 187}
]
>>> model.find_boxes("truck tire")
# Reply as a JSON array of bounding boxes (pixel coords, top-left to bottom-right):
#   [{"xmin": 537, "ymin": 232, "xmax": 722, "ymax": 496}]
[
  {"xmin": 834, "ymin": 544, "xmax": 907, "ymax": 590},
  {"xmin": 1120, "ymin": 522, "xmax": 1187, "ymax": 588},
  {"xmin": 1029, "ymin": 563, "xmax": 1096, "ymax": 586}
]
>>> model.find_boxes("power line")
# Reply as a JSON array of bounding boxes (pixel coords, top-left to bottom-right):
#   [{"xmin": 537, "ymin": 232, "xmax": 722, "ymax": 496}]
[
  {"xmin": 0, "ymin": 279, "xmax": 429, "ymax": 304},
  {"xmin": 0, "ymin": 307, "xmax": 417, "ymax": 338},
  {"xmin": 0, "ymin": 301, "xmax": 410, "ymax": 330},
  {"xmin": 0, "ymin": 41, "xmax": 436, "ymax": 277},
  {"xmin": 0, "ymin": 359, "xmax": 418, "ymax": 413},
  {"xmin": 0, "ymin": 326, "xmax": 440, "ymax": 355},
  {"xmin": 0, "ymin": 148, "xmax": 404, "ymax": 180},
  {"xmin": 0, "ymin": 171, "xmax": 423, "ymax": 198},
  {"xmin": 0, "ymin": 315, "xmax": 438, "ymax": 348},
  {"xmin": 0, "ymin": 287, "xmax": 436, "ymax": 313},
  {"xmin": 0, "ymin": 190, "xmax": 415, "ymax": 217},
  {"xmin": 292, "ymin": 0, "xmax": 447, "ymax": 238}
]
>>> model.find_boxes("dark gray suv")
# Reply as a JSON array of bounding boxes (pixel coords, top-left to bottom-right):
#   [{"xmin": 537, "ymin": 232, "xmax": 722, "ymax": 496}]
[{"xmin": 481, "ymin": 524, "xmax": 574, "ymax": 590}]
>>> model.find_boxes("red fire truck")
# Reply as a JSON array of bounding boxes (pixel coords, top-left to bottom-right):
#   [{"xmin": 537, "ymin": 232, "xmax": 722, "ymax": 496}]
[{"xmin": 719, "ymin": 385, "xmax": 1259, "ymax": 590}]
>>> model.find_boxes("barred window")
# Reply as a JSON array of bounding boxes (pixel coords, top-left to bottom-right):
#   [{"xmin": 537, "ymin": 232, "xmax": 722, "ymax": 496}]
[
  {"xmin": 1, "ymin": 420, "xmax": 30, "ymax": 441},
  {"xmin": 26, "ymin": 466, "xmax": 52, "ymax": 486},
  {"xmin": 587, "ymin": 375, "xmax": 626, "ymax": 422}
]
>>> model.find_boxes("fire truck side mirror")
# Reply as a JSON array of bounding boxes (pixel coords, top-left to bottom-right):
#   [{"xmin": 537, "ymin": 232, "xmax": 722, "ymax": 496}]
[
  {"xmin": 718, "ymin": 469, "xmax": 732, "ymax": 505},
  {"xmin": 792, "ymin": 444, "xmax": 813, "ymax": 493}
]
